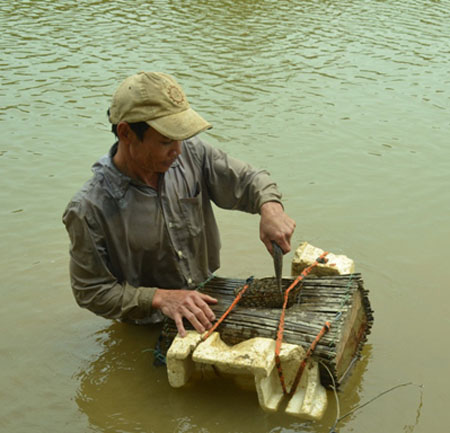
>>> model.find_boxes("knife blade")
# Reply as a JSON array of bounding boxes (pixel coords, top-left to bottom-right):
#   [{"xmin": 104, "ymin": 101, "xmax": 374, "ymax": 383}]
[{"xmin": 271, "ymin": 241, "xmax": 283, "ymax": 299}]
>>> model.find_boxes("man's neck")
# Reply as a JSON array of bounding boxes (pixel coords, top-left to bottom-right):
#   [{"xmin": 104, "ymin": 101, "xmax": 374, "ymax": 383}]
[{"xmin": 113, "ymin": 142, "xmax": 159, "ymax": 189}]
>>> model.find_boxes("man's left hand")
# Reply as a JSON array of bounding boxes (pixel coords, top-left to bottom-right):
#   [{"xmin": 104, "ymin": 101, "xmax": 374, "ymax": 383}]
[{"xmin": 259, "ymin": 201, "xmax": 296, "ymax": 255}]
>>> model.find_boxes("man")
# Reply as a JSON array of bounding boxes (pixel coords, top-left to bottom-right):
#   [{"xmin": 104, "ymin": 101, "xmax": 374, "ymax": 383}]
[{"xmin": 63, "ymin": 71, "xmax": 296, "ymax": 337}]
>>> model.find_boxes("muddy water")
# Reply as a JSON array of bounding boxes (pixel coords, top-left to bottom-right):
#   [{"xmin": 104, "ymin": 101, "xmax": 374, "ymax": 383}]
[{"xmin": 1, "ymin": 1, "xmax": 449, "ymax": 432}]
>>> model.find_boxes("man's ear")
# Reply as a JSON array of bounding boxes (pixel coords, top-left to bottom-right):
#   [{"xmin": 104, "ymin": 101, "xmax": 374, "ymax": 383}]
[{"xmin": 116, "ymin": 122, "xmax": 133, "ymax": 144}]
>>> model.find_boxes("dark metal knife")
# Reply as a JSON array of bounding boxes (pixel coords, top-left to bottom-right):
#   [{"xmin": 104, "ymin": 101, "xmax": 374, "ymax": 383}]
[{"xmin": 271, "ymin": 241, "xmax": 283, "ymax": 298}]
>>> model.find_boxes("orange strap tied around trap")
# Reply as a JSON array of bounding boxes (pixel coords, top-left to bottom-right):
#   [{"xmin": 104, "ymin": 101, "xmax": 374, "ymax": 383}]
[
  {"xmin": 275, "ymin": 251, "xmax": 329, "ymax": 395},
  {"xmin": 288, "ymin": 321, "xmax": 331, "ymax": 397},
  {"xmin": 201, "ymin": 278, "xmax": 253, "ymax": 342}
]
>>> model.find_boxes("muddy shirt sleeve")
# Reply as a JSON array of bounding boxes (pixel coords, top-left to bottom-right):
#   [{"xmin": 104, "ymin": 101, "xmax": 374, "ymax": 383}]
[
  {"xmin": 62, "ymin": 201, "xmax": 155, "ymax": 321},
  {"xmin": 193, "ymin": 137, "xmax": 283, "ymax": 213}
]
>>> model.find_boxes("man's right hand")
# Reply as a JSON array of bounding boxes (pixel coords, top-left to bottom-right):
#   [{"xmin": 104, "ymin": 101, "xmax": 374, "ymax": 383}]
[{"xmin": 152, "ymin": 289, "xmax": 218, "ymax": 337}]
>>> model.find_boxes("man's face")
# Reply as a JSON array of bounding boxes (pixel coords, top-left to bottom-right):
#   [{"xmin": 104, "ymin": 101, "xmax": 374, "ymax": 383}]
[{"xmin": 129, "ymin": 126, "xmax": 182, "ymax": 174}]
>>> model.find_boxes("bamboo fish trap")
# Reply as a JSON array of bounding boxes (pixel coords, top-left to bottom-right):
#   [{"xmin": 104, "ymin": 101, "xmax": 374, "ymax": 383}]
[{"xmin": 162, "ymin": 274, "xmax": 373, "ymax": 388}]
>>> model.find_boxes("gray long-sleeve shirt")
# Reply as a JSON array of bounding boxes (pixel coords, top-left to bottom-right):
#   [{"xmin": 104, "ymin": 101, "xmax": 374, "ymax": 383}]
[{"xmin": 62, "ymin": 136, "xmax": 282, "ymax": 322}]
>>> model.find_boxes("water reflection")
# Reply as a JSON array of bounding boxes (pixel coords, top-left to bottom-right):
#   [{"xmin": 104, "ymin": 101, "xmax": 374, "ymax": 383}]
[{"xmin": 74, "ymin": 322, "xmax": 169, "ymax": 432}]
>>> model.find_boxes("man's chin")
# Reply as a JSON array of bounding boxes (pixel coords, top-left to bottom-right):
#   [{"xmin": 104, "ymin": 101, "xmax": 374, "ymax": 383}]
[
  {"xmin": 157, "ymin": 165, "xmax": 172, "ymax": 173},
  {"xmin": 166, "ymin": 160, "xmax": 177, "ymax": 169}
]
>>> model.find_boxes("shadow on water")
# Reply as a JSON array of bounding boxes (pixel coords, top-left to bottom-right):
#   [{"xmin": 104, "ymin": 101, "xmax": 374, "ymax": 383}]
[{"xmin": 73, "ymin": 322, "xmax": 378, "ymax": 433}]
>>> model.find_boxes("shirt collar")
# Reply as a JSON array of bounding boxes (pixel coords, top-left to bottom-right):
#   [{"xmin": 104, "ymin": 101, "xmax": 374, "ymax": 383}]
[{"xmin": 90, "ymin": 142, "xmax": 130, "ymax": 200}]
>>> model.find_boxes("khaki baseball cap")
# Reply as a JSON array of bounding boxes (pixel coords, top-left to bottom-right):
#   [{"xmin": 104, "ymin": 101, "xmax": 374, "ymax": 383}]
[{"xmin": 108, "ymin": 71, "xmax": 212, "ymax": 141}]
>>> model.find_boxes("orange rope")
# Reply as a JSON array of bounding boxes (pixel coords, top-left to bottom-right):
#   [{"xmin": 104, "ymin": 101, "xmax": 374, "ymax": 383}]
[
  {"xmin": 201, "ymin": 278, "xmax": 253, "ymax": 342},
  {"xmin": 288, "ymin": 321, "xmax": 331, "ymax": 396},
  {"xmin": 275, "ymin": 251, "xmax": 329, "ymax": 395}
]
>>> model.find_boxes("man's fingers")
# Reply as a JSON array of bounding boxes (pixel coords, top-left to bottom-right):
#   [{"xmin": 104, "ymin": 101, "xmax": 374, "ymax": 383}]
[
  {"xmin": 174, "ymin": 314, "xmax": 187, "ymax": 338},
  {"xmin": 260, "ymin": 207, "xmax": 296, "ymax": 255},
  {"xmin": 277, "ymin": 237, "xmax": 291, "ymax": 254},
  {"xmin": 154, "ymin": 289, "xmax": 219, "ymax": 338},
  {"xmin": 181, "ymin": 305, "xmax": 208, "ymax": 334},
  {"xmin": 187, "ymin": 305, "xmax": 212, "ymax": 331},
  {"xmin": 260, "ymin": 203, "xmax": 295, "ymax": 230},
  {"xmin": 265, "ymin": 236, "xmax": 290, "ymax": 255},
  {"xmin": 193, "ymin": 296, "xmax": 217, "ymax": 322},
  {"xmin": 198, "ymin": 293, "xmax": 218, "ymax": 304},
  {"xmin": 266, "ymin": 240, "xmax": 274, "ymax": 255},
  {"xmin": 178, "ymin": 298, "xmax": 215, "ymax": 336}
]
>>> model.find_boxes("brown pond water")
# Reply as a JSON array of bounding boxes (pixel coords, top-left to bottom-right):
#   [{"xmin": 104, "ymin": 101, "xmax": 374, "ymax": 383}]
[{"xmin": 1, "ymin": 1, "xmax": 449, "ymax": 432}]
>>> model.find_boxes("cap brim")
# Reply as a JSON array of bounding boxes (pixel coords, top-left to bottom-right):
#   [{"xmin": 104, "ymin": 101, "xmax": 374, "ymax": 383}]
[{"xmin": 147, "ymin": 108, "xmax": 212, "ymax": 141}]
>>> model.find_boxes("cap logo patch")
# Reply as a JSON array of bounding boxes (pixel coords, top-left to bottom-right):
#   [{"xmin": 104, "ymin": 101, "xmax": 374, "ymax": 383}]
[{"xmin": 167, "ymin": 85, "xmax": 185, "ymax": 105}]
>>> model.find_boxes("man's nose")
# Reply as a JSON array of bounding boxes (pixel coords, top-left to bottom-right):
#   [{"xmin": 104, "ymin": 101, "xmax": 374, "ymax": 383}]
[{"xmin": 172, "ymin": 140, "xmax": 182, "ymax": 156}]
